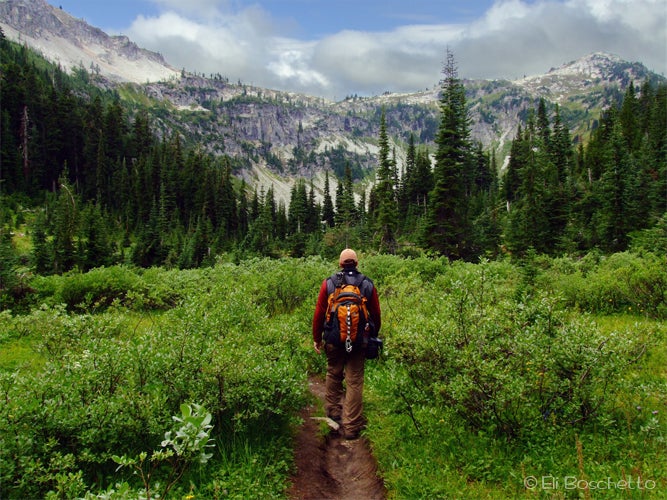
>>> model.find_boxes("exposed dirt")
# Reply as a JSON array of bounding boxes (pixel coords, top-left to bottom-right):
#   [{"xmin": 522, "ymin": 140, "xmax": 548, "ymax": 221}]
[{"xmin": 287, "ymin": 376, "xmax": 387, "ymax": 500}]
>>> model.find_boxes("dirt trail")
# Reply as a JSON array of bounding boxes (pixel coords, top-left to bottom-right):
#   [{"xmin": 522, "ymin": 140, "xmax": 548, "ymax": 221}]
[{"xmin": 287, "ymin": 376, "xmax": 387, "ymax": 500}]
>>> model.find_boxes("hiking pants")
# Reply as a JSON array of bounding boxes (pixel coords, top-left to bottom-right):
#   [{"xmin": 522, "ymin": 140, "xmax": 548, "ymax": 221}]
[{"xmin": 324, "ymin": 343, "xmax": 365, "ymax": 435}]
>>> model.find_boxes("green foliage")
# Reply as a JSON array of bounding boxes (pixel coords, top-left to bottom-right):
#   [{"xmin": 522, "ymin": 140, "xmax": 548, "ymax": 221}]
[
  {"xmin": 422, "ymin": 49, "xmax": 474, "ymax": 259},
  {"xmin": 246, "ymin": 256, "xmax": 329, "ymax": 316},
  {"xmin": 107, "ymin": 403, "xmax": 214, "ymax": 499},
  {"xmin": 392, "ymin": 260, "xmax": 653, "ymax": 435},
  {"xmin": 29, "ymin": 266, "xmax": 182, "ymax": 312},
  {"xmin": 364, "ymin": 254, "xmax": 666, "ymax": 498},
  {"xmin": 161, "ymin": 403, "xmax": 214, "ymax": 463},
  {"xmin": 3, "ymin": 35, "xmax": 666, "ymax": 266},
  {"xmin": 536, "ymin": 251, "xmax": 667, "ymax": 318},
  {"xmin": 1, "ymin": 252, "xmax": 665, "ymax": 499},
  {"xmin": 0, "ymin": 258, "xmax": 317, "ymax": 499},
  {"xmin": 629, "ymin": 213, "xmax": 667, "ymax": 255}
]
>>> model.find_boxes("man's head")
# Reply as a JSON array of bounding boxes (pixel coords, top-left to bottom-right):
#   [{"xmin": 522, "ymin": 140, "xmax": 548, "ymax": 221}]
[{"xmin": 339, "ymin": 248, "xmax": 358, "ymax": 268}]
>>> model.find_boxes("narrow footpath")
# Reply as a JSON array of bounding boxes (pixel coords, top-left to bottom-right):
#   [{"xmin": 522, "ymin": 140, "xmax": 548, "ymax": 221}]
[{"xmin": 287, "ymin": 376, "xmax": 387, "ymax": 500}]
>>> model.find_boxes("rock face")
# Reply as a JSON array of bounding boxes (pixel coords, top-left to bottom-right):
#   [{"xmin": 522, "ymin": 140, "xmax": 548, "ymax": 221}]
[
  {"xmin": 0, "ymin": 0, "xmax": 180, "ymax": 83},
  {"xmin": 2, "ymin": 0, "xmax": 664, "ymax": 202}
]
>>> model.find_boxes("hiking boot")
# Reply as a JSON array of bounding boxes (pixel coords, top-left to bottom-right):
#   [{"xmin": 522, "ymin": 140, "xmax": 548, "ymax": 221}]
[
  {"xmin": 327, "ymin": 414, "xmax": 342, "ymax": 424},
  {"xmin": 343, "ymin": 430, "xmax": 360, "ymax": 440}
]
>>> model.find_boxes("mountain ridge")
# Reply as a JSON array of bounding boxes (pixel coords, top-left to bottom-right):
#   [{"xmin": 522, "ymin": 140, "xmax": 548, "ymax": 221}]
[
  {"xmin": 1, "ymin": 0, "xmax": 664, "ymax": 203},
  {"xmin": 0, "ymin": 0, "xmax": 179, "ymax": 83}
]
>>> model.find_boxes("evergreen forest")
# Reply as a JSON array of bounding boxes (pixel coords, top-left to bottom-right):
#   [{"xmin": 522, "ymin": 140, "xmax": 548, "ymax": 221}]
[
  {"xmin": 1, "ymin": 30, "xmax": 666, "ymax": 499},
  {"xmin": 1, "ymin": 34, "xmax": 666, "ymax": 296}
]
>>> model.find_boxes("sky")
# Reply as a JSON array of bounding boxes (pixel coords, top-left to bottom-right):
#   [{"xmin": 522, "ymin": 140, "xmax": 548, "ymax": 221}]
[{"xmin": 51, "ymin": 0, "xmax": 667, "ymax": 100}]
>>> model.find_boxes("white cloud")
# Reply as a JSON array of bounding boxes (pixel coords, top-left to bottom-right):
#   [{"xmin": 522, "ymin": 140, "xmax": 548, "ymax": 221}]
[
  {"xmin": 310, "ymin": 26, "xmax": 460, "ymax": 98},
  {"xmin": 128, "ymin": 6, "xmax": 278, "ymax": 84},
  {"xmin": 455, "ymin": 0, "xmax": 666, "ymax": 80},
  {"xmin": 128, "ymin": 0, "xmax": 666, "ymax": 100},
  {"xmin": 266, "ymin": 39, "xmax": 330, "ymax": 89},
  {"xmin": 148, "ymin": 0, "xmax": 229, "ymax": 20}
]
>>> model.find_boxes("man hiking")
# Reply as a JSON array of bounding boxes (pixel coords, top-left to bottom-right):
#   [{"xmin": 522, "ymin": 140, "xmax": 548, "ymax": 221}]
[{"xmin": 312, "ymin": 248, "xmax": 382, "ymax": 440}]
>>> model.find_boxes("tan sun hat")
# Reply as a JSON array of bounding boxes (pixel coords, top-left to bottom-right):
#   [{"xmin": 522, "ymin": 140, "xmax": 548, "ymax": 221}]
[{"xmin": 339, "ymin": 248, "xmax": 358, "ymax": 267}]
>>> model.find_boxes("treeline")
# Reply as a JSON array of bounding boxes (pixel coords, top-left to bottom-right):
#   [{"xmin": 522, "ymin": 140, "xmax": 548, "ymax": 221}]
[
  {"xmin": 1, "ymin": 35, "xmax": 666, "ymax": 282},
  {"xmin": 503, "ymin": 82, "xmax": 667, "ymax": 255}
]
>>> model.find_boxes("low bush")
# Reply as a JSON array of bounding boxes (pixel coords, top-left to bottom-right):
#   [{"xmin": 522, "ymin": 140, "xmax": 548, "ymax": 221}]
[
  {"xmin": 537, "ymin": 251, "xmax": 667, "ymax": 318},
  {"xmin": 28, "ymin": 265, "xmax": 185, "ymax": 312},
  {"xmin": 365, "ymin": 255, "xmax": 667, "ymax": 498},
  {"xmin": 1, "ymin": 253, "xmax": 664, "ymax": 498},
  {"xmin": 0, "ymin": 259, "xmax": 315, "ymax": 498}
]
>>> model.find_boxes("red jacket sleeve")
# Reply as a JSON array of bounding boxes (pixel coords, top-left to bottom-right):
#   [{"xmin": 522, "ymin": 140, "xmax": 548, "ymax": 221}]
[
  {"xmin": 367, "ymin": 286, "xmax": 381, "ymax": 335},
  {"xmin": 312, "ymin": 279, "xmax": 329, "ymax": 343}
]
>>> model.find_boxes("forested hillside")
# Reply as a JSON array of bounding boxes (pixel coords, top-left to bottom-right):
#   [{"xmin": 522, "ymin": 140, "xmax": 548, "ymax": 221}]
[
  {"xmin": 1, "ymin": 33, "xmax": 666, "ymax": 308},
  {"xmin": 1, "ymin": 28, "xmax": 666, "ymax": 500}
]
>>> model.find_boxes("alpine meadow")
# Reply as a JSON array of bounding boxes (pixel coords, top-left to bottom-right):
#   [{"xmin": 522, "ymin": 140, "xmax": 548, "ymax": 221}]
[{"xmin": 1, "ymin": 21, "xmax": 666, "ymax": 500}]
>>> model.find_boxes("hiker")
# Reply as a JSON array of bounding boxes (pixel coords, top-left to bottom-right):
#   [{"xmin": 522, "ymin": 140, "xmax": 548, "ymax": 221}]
[{"xmin": 312, "ymin": 248, "xmax": 382, "ymax": 440}]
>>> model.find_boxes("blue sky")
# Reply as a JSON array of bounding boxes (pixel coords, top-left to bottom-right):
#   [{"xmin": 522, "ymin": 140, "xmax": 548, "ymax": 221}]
[
  {"xmin": 52, "ymin": 1, "xmax": 501, "ymax": 37},
  {"xmin": 50, "ymin": 0, "xmax": 666, "ymax": 100}
]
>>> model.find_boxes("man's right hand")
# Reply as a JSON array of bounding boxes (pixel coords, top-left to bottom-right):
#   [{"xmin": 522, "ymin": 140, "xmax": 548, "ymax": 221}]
[{"xmin": 313, "ymin": 341, "xmax": 322, "ymax": 354}]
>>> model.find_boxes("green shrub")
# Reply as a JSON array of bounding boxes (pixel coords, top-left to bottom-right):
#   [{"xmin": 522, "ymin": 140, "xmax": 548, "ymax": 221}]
[
  {"xmin": 366, "ymin": 256, "xmax": 666, "ymax": 498},
  {"xmin": 29, "ymin": 266, "xmax": 184, "ymax": 312},
  {"xmin": 387, "ymin": 260, "xmax": 651, "ymax": 438},
  {"xmin": 246, "ymin": 256, "xmax": 329, "ymax": 316},
  {"xmin": 2, "ymin": 255, "xmax": 664, "ymax": 499},
  {"xmin": 538, "ymin": 252, "xmax": 667, "ymax": 318},
  {"xmin": 0, "ymin": 259, "xmax": 313, "ymax": 498}
]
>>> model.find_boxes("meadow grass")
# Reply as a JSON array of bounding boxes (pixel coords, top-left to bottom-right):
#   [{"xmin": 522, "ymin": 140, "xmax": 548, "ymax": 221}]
[{"xmin": 0, "ymin": 253, "xmax": 664, "ymax": 498}]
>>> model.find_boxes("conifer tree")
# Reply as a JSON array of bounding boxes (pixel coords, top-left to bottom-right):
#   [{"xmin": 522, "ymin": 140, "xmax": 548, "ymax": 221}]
[
  {"xmin": 548, "ymin": 105, "xmax": 572, "ymax": 248},
  {"xmin": 216, "ymin": 162, "xmax": 239, "ymax": 242},
  {"xmin": 372, "ymin": 108, "xmax": 398, "ymax": 253},
  {"xmin": 307, "ymin": 180, "xmax": 320, "ymax": 234},
  {"xmin": 619, "ymin": 82, "xmax": 640, "ymax": 152},
  {"xmin": 322, "ymin": 170, "xmax": 335, "ymax": 228},
  {"xmin": 132, "ymin": 198, "xmax": 162, "ymax": 267},
  {"xmin": 237, "ymin": 180, "xmax": 250, "ymax": 237},
  {"xmin": 413, "ymin": 148, "xmax": 433, "ymax": 210},
  {"xmin": 536, "ymin": 98, "xmax": 551, "ymax": 150},
  {"xmin": 646, "ymin": 84, "xmax": 667, "ymax": 217},
  {"xmin": 503, "ymin": 125, "xmax": 524, "ymax": 211},
  {"xmin": 503, "ymin": 113, "xmax": 554, "ymax": 254},
  {"xmin": 0, "ymin": 210, "xmax": 18, "ymax": 301},
  {"xmin": 422, "ymin": 49, "xmax": 471, "ymax": 259},
  {"xmin": 335, "ymin": 165, "xmax": 356, "ymax": 227},
  {"xmin": 275, "ymin": 199, "xmax": 288, "ymax": 240},
  {"xmin": 470, "ymin": 146, "xmax": 501, "ymax": 256},
  {"xmin": 79, "ymin": 202, "xmax": 114, "ymax": 271},
  {"xmin": 31, "ymin": 211, "xmax": 52, "ymax": 275},
  {"xmin": 288, "ymin": 179, "xmax": 309, "ymax": 235},
  {"xmin": 52, "ymin": 175, "xmax": 78, "ymax": 273},
  {"xmin": 598, "ymin": 121, "xmax": 635, "ymax": 252},
  {"xmin": 399, "ymin": 133, "xmax": 416, "ymax": 220}
]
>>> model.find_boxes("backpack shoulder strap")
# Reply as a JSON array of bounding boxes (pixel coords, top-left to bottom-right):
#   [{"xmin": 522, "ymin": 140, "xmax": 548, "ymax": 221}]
[
  {"xmin": 354, "ymin": 273, "xmax": 373, "ymax": 296},
  {"xmin": 327, "ymin": 272, "xmax": 344, "ymax": 292}
]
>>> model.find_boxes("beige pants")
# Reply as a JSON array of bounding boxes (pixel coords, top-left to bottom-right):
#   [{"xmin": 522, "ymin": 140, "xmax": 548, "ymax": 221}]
[{"xmin": 325, "ymin": 343, "xmax": 366, "ymax": 435}]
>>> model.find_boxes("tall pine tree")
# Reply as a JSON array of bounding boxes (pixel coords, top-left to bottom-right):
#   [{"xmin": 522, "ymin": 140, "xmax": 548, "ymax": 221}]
[
  {"xmin": 422, "ymin": 49, "xmax": 472, "ymax": 259},
  {"xmin": 372, "ymin": 108, "xmax": 398, "ymax": 253}
]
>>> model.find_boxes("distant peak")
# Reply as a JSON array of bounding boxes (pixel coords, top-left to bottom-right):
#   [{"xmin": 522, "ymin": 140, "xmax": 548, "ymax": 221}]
[{"xmin": 547, "ymin": 52, "xmax": 623, "ymax": 76}]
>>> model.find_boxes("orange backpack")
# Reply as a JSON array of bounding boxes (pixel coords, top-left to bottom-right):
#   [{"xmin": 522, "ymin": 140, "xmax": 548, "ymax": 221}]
[{"xmin": 324, "ymin": 272, "xmax": 372, "ymax": 352}]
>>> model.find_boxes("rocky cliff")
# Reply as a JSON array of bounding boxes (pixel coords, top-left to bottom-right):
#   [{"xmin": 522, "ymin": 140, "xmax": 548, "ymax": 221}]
[{"xmin": 1, "ymin": 0, "xmax": 664, "ymax": 202}]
